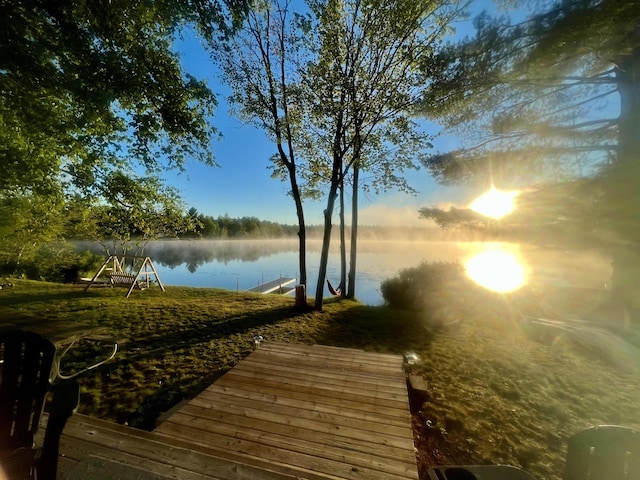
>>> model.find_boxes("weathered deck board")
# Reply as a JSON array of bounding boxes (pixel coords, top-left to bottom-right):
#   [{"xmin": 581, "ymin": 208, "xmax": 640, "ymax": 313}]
[
  {"xmin": 154, "ymin": 342, "xmax": 418, "ymax": 480},
  {"xmin": 48, "ymin": 413, "xmax": 298, "ymax": 479}
]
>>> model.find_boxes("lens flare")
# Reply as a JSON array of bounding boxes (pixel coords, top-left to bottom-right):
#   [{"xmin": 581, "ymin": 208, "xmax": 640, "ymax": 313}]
[
  {"xmin": 469, "ymin": 186, "xmax": 519, "ymax": 219},
  {"xmin": 465, "ymin": 248, "xmax": 526, "ymax": 293}
]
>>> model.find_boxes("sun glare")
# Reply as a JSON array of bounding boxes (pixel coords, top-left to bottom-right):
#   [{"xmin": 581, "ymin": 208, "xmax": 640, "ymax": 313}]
[
  {"xmin": 465, "ymin": 248, "xmax": 526, "ymax": 293},
  {"xmin": 469, "ymin": 187, "xmax": 519, "ymax": 219}
]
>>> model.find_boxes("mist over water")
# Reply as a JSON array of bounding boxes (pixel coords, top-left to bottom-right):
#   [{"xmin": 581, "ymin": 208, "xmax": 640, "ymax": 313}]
[{"xmin": 108, "ymin": 239, "xmax": 613, "ymax": 306}]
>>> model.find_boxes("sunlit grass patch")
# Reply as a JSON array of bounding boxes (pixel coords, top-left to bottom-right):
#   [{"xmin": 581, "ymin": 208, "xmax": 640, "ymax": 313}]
[{"xmin": 409, "ymin": 292, "xmax": 640, "ymax": 480}]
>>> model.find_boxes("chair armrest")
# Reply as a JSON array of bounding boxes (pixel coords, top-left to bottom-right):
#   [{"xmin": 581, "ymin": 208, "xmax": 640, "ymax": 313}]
[
  {"xmin": 39, "ymin": 380, "xmax": 80, "ymax": 480},
  {"xmin": 54, "ymin": 338, "xmax": 118, "ymax": 381},
  {"xmin": 49, "ymin": 380, "xmax": 80, "ymax": 419}
]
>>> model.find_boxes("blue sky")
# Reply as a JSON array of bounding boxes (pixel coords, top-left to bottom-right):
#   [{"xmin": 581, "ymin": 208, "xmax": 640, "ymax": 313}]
[{"xmin": 166, "ymin": 3, "xmax": 492, "ymax": 226}]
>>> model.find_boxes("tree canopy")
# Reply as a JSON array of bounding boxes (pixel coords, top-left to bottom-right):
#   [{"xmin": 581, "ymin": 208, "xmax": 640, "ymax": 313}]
[
  {"xmin": 1, "ymin": 0, "xmax": 251, "ymax": 271},
  {"xmin": 302, "ymin": 0, "xmax": 465, "ymax": 308},
  {"xmin": 420, "ymin": 0, "xmax": 639, "ymax": 188},
  {"xmin": 1, "ymin": 0, "xmax": 248, "ymax": 199},
  {"xmin": 417, "ymin": 0, "xmax": 640, "ymax": 315},
  {"xmin": 213, "ymin": 0, "xmax": 465, "ymax": 309},
  {"xmin": 213, "ymin": 0, "xmax": 311, "ymax": 293}
]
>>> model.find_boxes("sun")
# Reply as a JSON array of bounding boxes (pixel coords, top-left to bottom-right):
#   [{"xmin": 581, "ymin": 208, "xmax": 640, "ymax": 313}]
[
  {"xmin": 465, "ymin": 248, "xmax": 526, "ymax": 293},
  {"xmin": 469, "ymin": 186, "xmax": 519, "ymax": 219}
]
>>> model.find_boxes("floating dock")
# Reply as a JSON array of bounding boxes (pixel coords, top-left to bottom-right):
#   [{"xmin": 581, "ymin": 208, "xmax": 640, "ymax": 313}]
[{"xmin": 247, "ymin": 277, "xmax": 296, "ymax": 294}]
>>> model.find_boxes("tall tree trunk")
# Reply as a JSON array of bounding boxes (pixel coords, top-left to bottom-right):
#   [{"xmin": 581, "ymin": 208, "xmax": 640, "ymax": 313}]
[
  {"xmin": 314, "ymin": 180, "xmax": 340, "ymax": 310},
  {"xmin": 339, "ymin": 179, "xmax": 347, "ymax": 295},
  {"xmin": 347, "ymin": 161, "xmax": 359, "ymax": 299},
  {"xmin": 608, "ymin": 26, "xmax": 640, "ymax": 323},
  {"xmin": 287, "ymin": 164, "xmax": 307, "ymax": 291},
  {"xmin": 293, "ymin": 183, "xmax": 307, "ymax": 301}
]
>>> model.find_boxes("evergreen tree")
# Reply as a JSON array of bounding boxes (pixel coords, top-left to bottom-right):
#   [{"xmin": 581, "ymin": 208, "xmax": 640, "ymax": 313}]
[{"xmin": 418, "ymin": 0, "xmax": 640, "ymax": 319}]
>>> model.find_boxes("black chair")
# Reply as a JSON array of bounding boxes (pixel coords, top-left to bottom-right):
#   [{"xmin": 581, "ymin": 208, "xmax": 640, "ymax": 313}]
[
  {"xmin": 427, "ymin": 465, "xmax": 536, "ymax": 479},
  {"xmin": 0, "ymin": 330, "xmax": 79, "ymax": 480},
  {"xmin": 564, "ymin": 425, "xmax": 640, "ymax": 480}
]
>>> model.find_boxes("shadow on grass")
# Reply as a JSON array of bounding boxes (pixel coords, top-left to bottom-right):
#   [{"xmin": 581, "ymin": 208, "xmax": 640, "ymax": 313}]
[
  {"xmin": 125, "ymin": 368, "xmax": 232, "ymax": 430},
  {"xmin": 314, "ymin": 301, "xmax": 437, "ymax": 355},
  {"xmin": 0, "ymin": 287, "xmax": 109, "ymax": 341},
  {"xmin": 0, "ymin": 286, "xmax": 96, "ymax": 307},
  {"xmin": 75, "ymin": 305, "xmax": 313, "ymax": 428},
  {"xmin": 120, "ymin": 305, "xmax": 305, "ymax": 360}
]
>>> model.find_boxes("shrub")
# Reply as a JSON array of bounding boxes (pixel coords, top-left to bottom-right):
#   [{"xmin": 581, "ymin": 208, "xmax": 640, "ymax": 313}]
[
  {"xmin": 380, "ymin": 261, "xmax": 470, "ymax": 311},
  {"xmin": 1, "ymin": 244, "xmax": 104, "ymax": 283}
]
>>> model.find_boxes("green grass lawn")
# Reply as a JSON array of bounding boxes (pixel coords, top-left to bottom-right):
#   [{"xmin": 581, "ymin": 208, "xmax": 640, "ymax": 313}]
[
  {"xmin": 1, "ymin": 280, "xmax": 639, "ymax": 480},
  {"xmin": 0, "ymin": 280, "xmax": 427, "ymax": 427}
]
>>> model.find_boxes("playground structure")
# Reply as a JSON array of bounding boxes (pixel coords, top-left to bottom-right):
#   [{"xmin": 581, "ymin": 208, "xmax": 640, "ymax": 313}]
[{"xmin": 83, "ymin": 255, "xmax": 165, "ymax": 298}]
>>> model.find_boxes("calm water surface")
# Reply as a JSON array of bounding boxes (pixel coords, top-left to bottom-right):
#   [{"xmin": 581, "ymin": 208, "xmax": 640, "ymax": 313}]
[{"xmin": 129, "ymin": 239, "xmax": 612, "ymax": 306}]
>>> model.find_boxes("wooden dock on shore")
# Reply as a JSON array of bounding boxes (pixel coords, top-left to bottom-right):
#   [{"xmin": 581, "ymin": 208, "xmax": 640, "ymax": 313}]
[
  {"xmin": 52, "ymin": 342, "xmax": 418, "ymax": 480},
  {"xmin": 246, "ymin": 277, "xmax": 296, "ymax": 294}
]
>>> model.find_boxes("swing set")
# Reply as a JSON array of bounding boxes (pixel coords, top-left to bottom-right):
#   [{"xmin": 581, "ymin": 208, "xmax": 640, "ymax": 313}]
[{"xmin": 83, "ymin": 255, "xmax": 165, "ymax": 298}]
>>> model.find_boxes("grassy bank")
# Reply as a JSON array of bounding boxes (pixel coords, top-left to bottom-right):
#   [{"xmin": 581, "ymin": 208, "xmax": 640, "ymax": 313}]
[
  {"xmin": 0, "ymin": 280, "xmax": 427, "ymax": 427},
  {"xmin": 1, "ymin": 280, "xmax": 639, "ymax": 480}
]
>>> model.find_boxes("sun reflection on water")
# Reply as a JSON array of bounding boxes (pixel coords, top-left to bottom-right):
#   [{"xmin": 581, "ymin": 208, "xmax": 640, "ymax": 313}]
[{"xmin": 465, "ymin": 246, "xmax": 527, "ymax": 293}]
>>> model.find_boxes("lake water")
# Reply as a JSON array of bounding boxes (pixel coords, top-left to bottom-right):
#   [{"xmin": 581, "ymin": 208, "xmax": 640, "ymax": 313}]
[{"xmin": 114, "ymin": 239, "xmax": 613, "ymax": 306}]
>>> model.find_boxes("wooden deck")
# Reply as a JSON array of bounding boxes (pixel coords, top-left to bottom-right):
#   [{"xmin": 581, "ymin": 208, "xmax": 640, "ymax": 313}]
[
  {"xmin": 53, "ymin": 414, "xmax": 296, "ymax": 479},
  {"xmin": 153, "ymin": 342, "xmax": 418, "ymax": 480},
  {"xmin": 52, "ymin": 342, "xmax": 418, "ymax": 480}
]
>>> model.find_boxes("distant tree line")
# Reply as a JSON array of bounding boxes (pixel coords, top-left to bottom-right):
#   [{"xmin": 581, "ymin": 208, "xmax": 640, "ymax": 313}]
[{"xmin": 184, "ymin": 209, "xmax": 299, "ymax": 239}]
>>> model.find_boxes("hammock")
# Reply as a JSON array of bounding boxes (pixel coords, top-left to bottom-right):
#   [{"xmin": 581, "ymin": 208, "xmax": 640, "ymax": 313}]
[{"xmin": 327, "ymin": 279, "xmax": 343, "ymax": 296}]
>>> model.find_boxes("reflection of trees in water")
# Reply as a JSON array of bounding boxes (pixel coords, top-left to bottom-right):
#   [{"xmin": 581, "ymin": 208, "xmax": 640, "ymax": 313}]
[
  {"xmin": 142, "ymin": 240, "xmax": 298, "ymax": 272},
  {"xmin": 75, "ymin": 239, "xmax": 301, "ymax": 273},
  {"xmin": 74, "ymin": 239, "xmax": 611, "ymax": 292},
  {"xmin": 144, "ymin": 243, "xmax": 214, "ymax": 271}
]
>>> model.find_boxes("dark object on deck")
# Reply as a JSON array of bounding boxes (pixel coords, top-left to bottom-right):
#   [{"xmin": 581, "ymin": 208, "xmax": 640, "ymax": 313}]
[
  {"xmin": 564, "ymin": 425, "xmax": 640, "ymax": 480},
  {"xmin": 426, "ymin": 465, "xmax": 536, "ymax": 479},
  {"xmin": 0, "ymin": 330, "xmax": 79, "ymax": 480}
]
